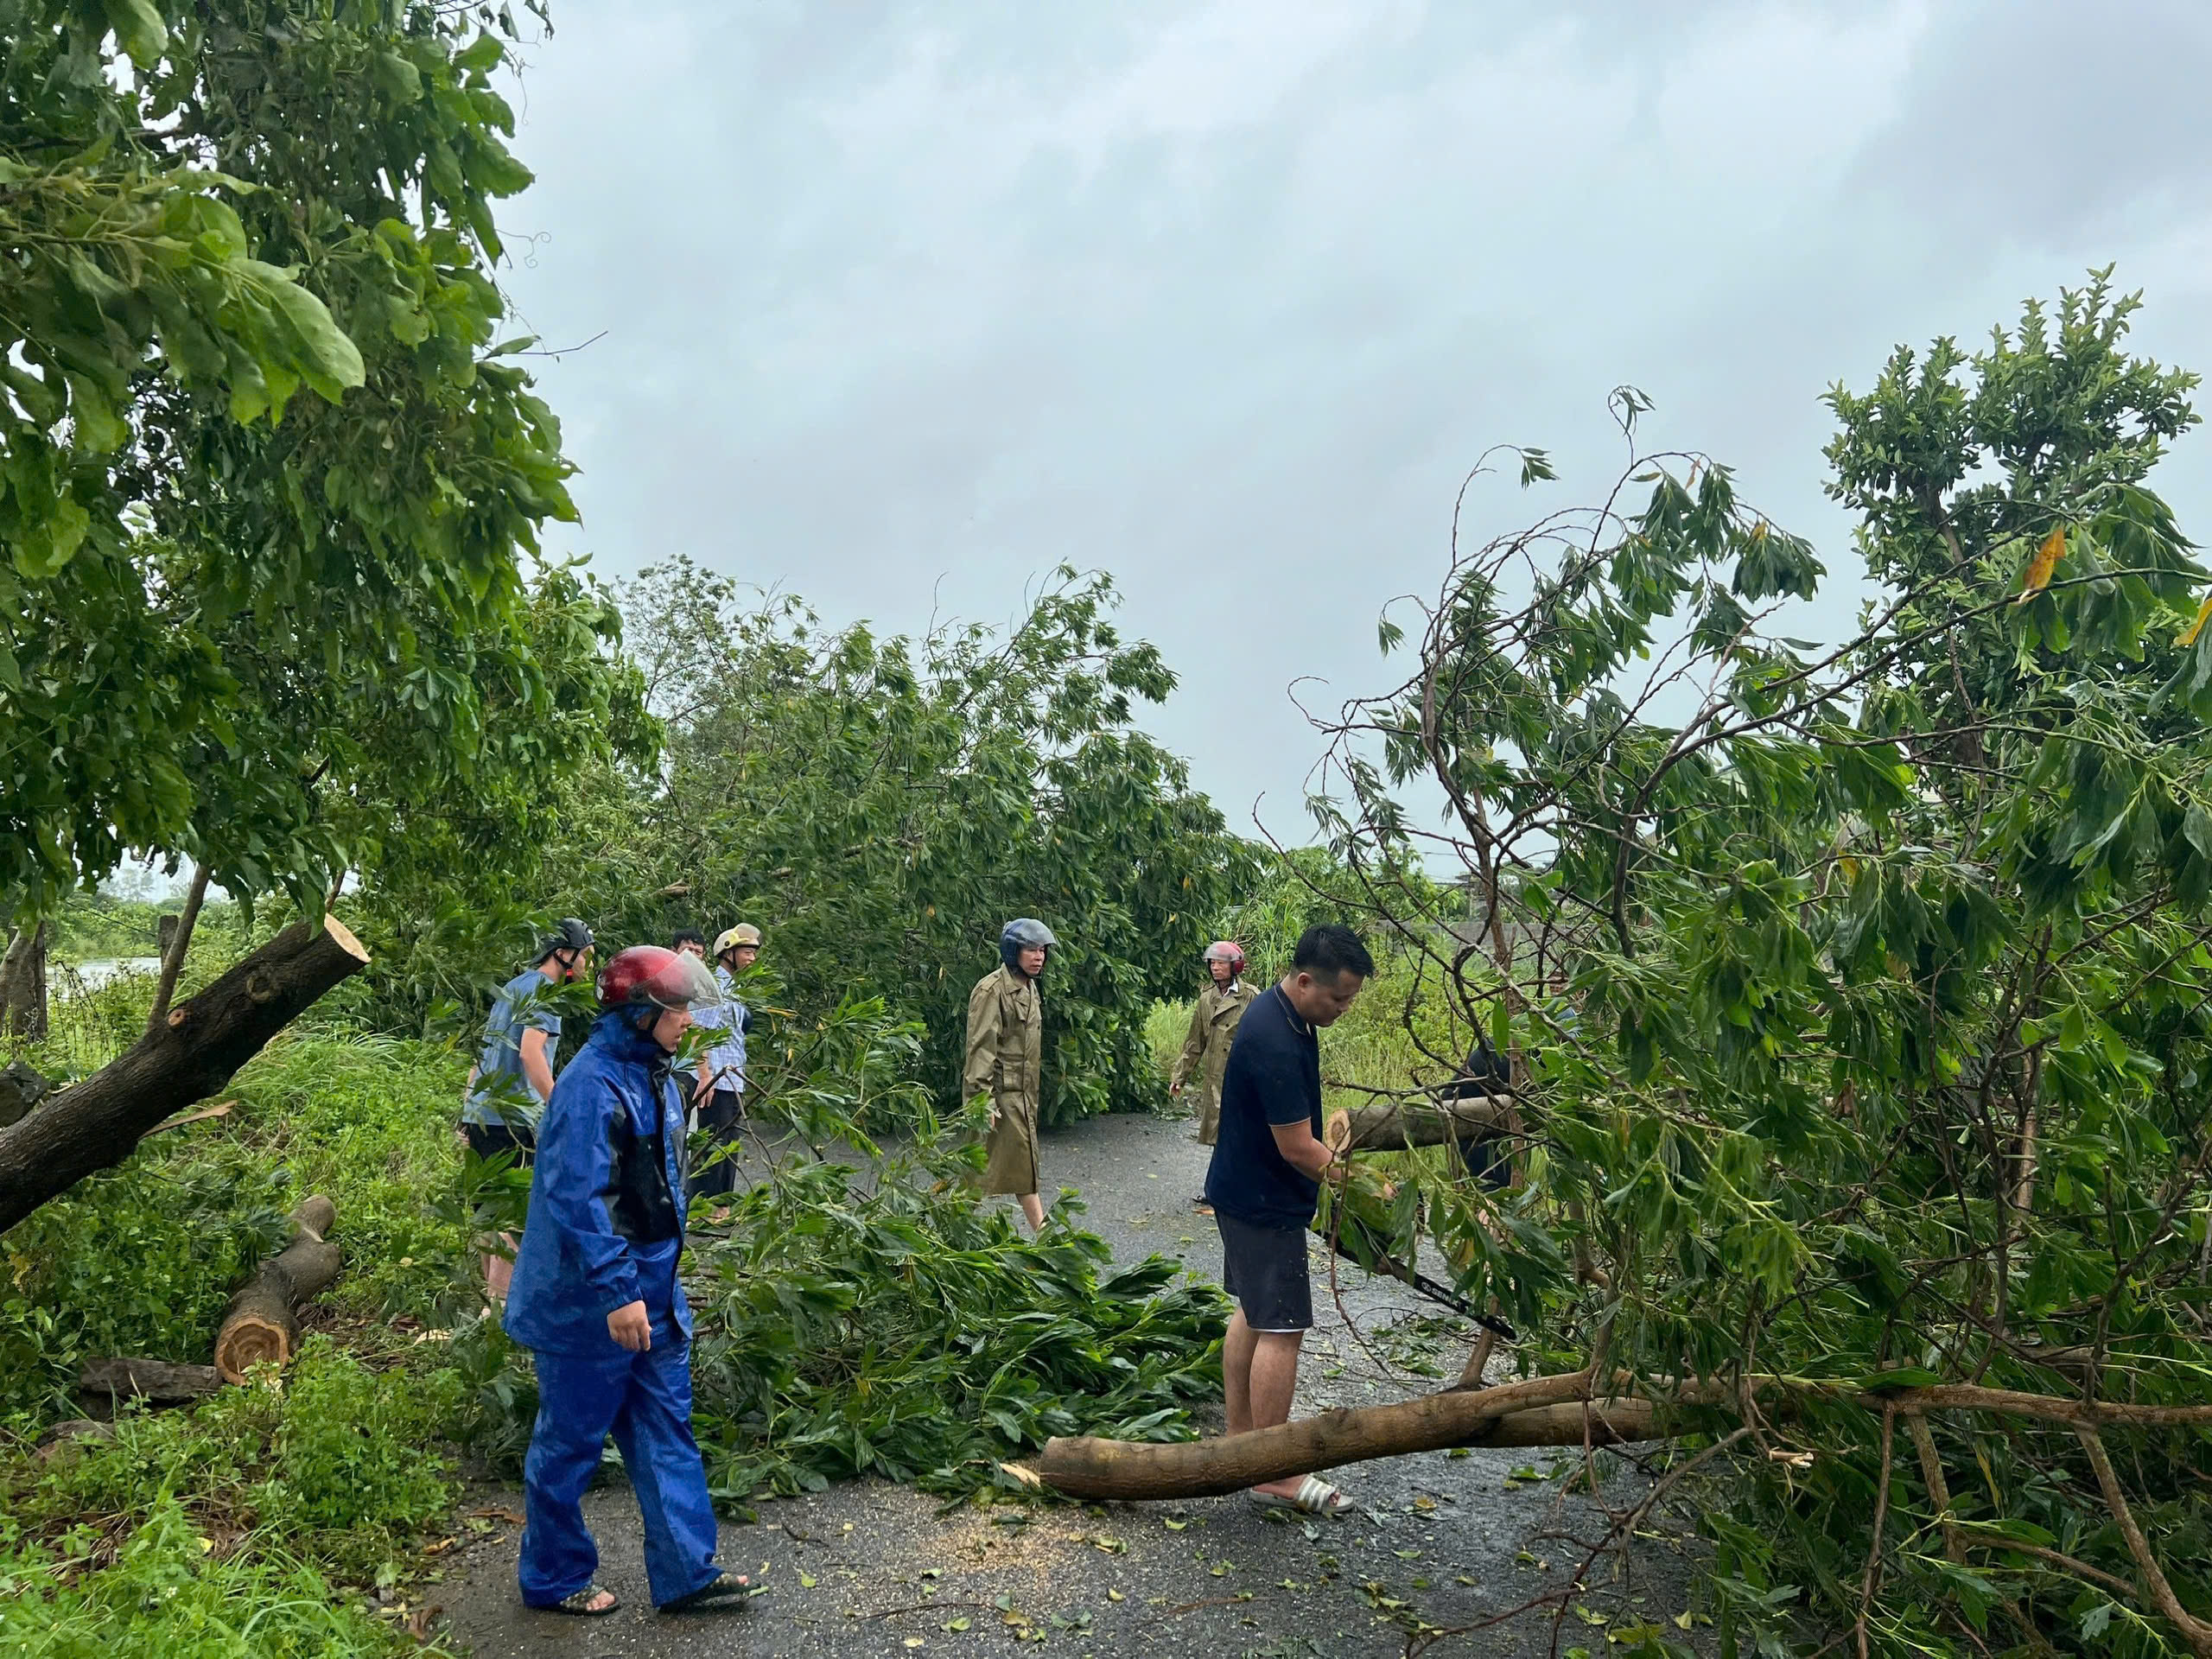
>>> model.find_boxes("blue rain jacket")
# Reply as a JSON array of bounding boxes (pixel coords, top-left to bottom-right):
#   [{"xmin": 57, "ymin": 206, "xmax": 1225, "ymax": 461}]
[{"xmin": 505, "ymin": 1011, "xmax": 693, "ymax": 1357}]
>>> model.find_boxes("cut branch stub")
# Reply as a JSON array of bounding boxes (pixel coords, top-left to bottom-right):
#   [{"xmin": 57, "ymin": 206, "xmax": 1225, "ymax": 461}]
[{"xmin": 1332, "ymin": 1095, "xmax": 1511, "ymax": 1154}]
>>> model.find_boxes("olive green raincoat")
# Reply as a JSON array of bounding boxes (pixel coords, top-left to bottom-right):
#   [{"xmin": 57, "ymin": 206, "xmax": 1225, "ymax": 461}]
[
  {"xmin": 1171, "ymin": 980, "xmax": 1255, "ymax": 1146},
  {"xmin": 964, "ymin": 964, "xmax": 1042, "ymax": 1195}
]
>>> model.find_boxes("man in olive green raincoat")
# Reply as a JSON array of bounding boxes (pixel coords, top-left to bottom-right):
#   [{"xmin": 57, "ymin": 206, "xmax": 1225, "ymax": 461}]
[
  {"xmin": 1171, "ymin": 940, "xmax": 1255, "ymax": 1153},
  {"xmin": 965, "ymin": 918, "xmax": 1054, "ymax": 1234}
]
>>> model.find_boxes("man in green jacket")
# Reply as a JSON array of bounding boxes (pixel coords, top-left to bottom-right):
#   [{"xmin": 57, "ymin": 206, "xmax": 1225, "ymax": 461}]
[
  {"xmin": 965, "ymin": 918, "xmax": 1054, "ymax": 1235},
  {"xmin": 1172, "ymin": 940, "xmax": 1255, "ymax": 1150}
]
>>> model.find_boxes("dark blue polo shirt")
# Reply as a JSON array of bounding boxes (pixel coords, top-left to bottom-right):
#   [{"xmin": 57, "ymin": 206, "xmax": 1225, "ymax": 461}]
[{"xmin": 1203, "ymin": 984, "xmax": 1322, "ymax": 1228}]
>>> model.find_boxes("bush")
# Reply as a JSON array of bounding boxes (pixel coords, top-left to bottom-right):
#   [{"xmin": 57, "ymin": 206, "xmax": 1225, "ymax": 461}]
[{"xmin": 13, "ymin": 1340, "xmax": 461, "ymax": 1579}]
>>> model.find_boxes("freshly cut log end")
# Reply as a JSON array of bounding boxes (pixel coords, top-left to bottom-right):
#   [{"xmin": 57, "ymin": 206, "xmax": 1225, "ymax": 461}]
[
  {"xmin": 213, "ymin": 1194, "xmax": 341, "ymax": 1383},
  {"xmin": 215, "ymin": 1312, "xmax": 294, "ymax": 1382},
  {"xmin": 1332, "ymin": 1096, "xmax": 1512, "ymax": 1154}
]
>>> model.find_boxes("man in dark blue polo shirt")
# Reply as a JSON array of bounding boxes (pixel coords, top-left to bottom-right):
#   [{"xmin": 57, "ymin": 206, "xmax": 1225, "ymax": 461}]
[{"xmin": 1203, "ymin": 924, "xmax": 1374, "ymax": 1516}]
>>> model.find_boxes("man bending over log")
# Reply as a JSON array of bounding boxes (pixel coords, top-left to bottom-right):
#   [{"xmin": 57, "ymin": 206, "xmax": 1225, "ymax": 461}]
[{"xmin": 1202, "ymin": 924, "xmax": 1374, "ymax": 1517}]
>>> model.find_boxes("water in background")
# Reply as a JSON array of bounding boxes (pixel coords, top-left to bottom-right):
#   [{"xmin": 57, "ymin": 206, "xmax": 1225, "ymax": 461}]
[{"xmin": 67, "ymin": 957, "xmax": 163, "ymax": 993}]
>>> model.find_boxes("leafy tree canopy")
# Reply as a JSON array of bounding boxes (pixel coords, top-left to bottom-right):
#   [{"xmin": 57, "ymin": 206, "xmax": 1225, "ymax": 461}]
[
  {"xmin": 1, "ymin": 0, "xmax": 642, "ymax": 921},
  {"xmin": 489, "ymin": 562, "xmax": 1260, "ymax": 1123},
  {"xmin": 1314, "ymin": 275, "xmax": 2212, "ymax": 1656}
]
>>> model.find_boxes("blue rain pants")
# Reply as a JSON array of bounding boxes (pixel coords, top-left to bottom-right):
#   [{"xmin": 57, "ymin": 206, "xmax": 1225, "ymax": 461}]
[{"xmin": 517, "ymin": 1274, "xmax": 720, "ymax": 1609}]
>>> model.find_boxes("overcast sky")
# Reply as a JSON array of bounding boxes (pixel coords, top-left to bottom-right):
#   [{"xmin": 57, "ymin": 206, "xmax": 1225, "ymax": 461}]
[{"xmin": 493, "ymin": 0, "xmax": 2212, "ymax": 848}]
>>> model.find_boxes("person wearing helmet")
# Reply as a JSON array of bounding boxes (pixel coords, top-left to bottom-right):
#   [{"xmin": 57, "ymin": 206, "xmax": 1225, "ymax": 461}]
[
  {"xmin": 461, "ymin": 918, "xmax": 595, "ymax": 1300},
  {"xmin": 686, "ymin": 924, "xmax": 761, "ymax": 1213},
  {"xmin": 1172, "ymin": 941, "xmax": 1255, "ymax": 1164},
  {"xmin": 505, "ymin": 944, "xmax": 752, "ymax": 1618},
  {"xmin": 963, "ymin": 918, "xmax": 1055, "ymax": 1234}
]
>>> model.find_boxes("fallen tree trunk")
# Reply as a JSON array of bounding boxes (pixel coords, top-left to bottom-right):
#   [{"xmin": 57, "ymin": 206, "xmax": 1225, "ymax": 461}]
[
  {"xmin": 1033, "ymin": 1370, "xmax": 1662, "ymax": 1499},
  {"xmin": 78, "ymin": 1357, "xmax": 224, "ymax": 1406},
  {"xmin": 1033, "ymin": 1372, "xmax": 2212, "ymax": 1500},
  {"xmin": 1332, "ymin": 1095, "xmax": 1511, "ymax": 1153},
  {"xmin": 214, "ymin": 1194, "xmax": 340, "ymax": 1382},
  {"xmin": 0, "ymin": 917, "xmax": 368, "ymax": 1233}
]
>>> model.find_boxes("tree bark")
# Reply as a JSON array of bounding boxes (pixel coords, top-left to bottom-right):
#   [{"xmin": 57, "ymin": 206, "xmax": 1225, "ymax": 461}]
[
  {"xmin": 78, "ymin": 1357, "xmax": 223, "ymax": 1405},
  {"xmin": 1031, "ymin": 1370, "xmax": 1688, "ymax": 1500},
  {"xmin": 0, "ymin": 916, "xmax": 368, "ymax": 1233},
  {"xmin": 147, "ymin": 864, "xmax": 212, "ymax": 1034},
  {"xmin": 0, "ymin": 922, "xmax": 48, "ymax": 1041},
  {"xmin": 1031, "ymin": 1373, "xmax": 2212, "ymax": 1502},
  {"xmin": 1332, "ymin": 1095, "xmax": 1511, "ymax": 1153},
  {"xmin": 214, "ymin": 1194, "xmax": 340, "ymax": 1382}
]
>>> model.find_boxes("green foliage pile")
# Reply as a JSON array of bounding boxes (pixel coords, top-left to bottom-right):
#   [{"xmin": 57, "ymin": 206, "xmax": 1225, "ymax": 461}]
[
  {"xmin": 686, "ymin": 1162, "xmax": 1227, "ymax": 1499},
  {"xmin": 1316, "ymin": 275, "xmax": 2212, "ymax": 1656}
]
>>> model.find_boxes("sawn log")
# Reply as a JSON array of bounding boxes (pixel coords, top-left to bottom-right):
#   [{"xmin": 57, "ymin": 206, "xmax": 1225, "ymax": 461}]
[
  {"xmin": 1332, "ymin": 1095, "xmax": 1511, "ymax": 1153},
  {"xmin": 0, "ymin": 916, "xmax": 368, "ymax": 1233},
  {"xmin": 214, "ymin": 1194, "xmax": 340, "ymax": 1382},
  {"xmin": 78, "ymin": 1356, "xmax": 223, "ymax": 1406}
]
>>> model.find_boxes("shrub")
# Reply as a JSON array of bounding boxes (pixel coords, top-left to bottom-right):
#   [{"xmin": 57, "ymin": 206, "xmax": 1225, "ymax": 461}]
[{"xmin": 15, "ymin": 1340, "xmax": 461, "ymax": 1579}]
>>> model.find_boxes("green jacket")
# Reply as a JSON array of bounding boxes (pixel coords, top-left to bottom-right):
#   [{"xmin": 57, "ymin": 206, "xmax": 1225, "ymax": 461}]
[
  {"xmin": 1171, "ymin": 980, "xmax": 1255, "ymax": 1110},
  {"xmin": 963, "ymin": 964, "xmax": 1041, "ymax": 1109}
]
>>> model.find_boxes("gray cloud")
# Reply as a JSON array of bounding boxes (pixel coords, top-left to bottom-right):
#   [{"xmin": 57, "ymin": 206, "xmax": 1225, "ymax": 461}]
[{"xmin": 498, "ymin": 0, "xmax": 2212, "ymax": 845}]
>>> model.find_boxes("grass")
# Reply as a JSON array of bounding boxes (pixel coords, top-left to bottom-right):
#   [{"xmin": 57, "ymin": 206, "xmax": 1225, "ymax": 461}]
[
  {"xmin": 1, "ymin": 972, "xmax": 479, "ymax": 1655},
  {"xmin": 2, "ymin": 1340, "xmax": 465, "ymax": 1659},
  {"xmin": 3, "ymin": 973, "xmax": 474, "ymax": 1427}
]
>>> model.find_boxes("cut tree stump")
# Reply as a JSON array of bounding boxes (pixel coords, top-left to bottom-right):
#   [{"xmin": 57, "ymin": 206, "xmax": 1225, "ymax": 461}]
[
  {"xmin": 0, "ymin": 916, "xmax": 368, "ymax": 1233},
  {"xmin": 1330, "ymin": 1095, "xmax": 1511, "ymax": 1154},
  {"xmin": 77, "ymin": 1357, "xmax": 223, "ymax": 1407},
  {"xmin": 214, "ymin": 1194, "xmax": 340, "ymax": 1382}
]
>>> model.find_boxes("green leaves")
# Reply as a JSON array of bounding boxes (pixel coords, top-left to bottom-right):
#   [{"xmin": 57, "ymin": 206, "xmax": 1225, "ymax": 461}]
[
  {"xmin": 1, "ymin": 2, "xmax": 605, "ymax": 918},
  {"xmin": 1309, "ymin": 277, "xmax": 2212, "ymax": 1659},
  {"xmin": 100, "ymin": 0, "xmax": 168, "ymax": 69}
]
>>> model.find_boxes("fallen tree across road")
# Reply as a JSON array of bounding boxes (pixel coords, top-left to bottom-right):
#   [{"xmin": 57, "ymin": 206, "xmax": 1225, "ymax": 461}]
[{"xmin": 1029, "ymin": 1370, "xmax": 2212, "ymax": 1502}]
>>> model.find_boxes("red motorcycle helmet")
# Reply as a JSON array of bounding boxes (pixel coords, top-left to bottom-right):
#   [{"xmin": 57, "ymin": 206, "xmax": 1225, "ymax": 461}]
[
  {"xmin": 596, "ymin": 944, "xmax": 721, "ymax": 1014},
  {"xmin": 1203, "ymin": 940, "xmax": 1246, "ymax": 974}
]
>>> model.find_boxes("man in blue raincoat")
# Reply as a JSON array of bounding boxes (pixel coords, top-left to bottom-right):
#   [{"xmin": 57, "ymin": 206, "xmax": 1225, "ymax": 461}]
[{"xmin": 504, "ymin": 944, "xmax": 752, "ymax": 1618}]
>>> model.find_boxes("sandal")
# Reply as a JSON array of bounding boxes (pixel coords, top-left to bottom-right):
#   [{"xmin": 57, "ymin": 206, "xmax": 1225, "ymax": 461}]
[
  {"xmin": 537, "ymin": 1583, "xmax": 620, "ymax": 1617},
  {"xmin": 658, "ymin": 1571, "xmax": 756, "ymax": 1613},
  {"xmin": 1248, "ymin": 1474, "xmax": 1355, "ymax": 1516}
]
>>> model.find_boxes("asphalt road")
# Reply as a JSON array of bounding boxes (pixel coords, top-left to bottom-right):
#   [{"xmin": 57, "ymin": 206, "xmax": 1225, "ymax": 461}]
[{"xmin": 434, "ymin": 1112, "xmax": 1703, "ymax": 1659}]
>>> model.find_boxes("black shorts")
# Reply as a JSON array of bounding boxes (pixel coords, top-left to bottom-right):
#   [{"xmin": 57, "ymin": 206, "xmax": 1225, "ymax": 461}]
[
  {"xmin": 1216, "ymin": 1211, "xmax": 1313, "ymax": 1332},
  {"xmin": 463, "ymin": 1121, "xmax": 536, "ymax": 1167}
]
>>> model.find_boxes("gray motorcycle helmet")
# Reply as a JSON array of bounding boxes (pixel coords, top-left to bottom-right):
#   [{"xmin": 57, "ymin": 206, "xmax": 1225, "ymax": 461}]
[{"xmin": 1000, "ymin": 917, "xmax": 1057, "ymax": 975}]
